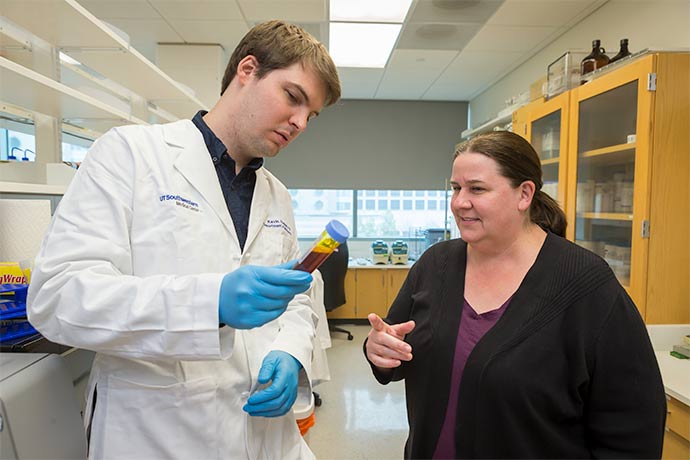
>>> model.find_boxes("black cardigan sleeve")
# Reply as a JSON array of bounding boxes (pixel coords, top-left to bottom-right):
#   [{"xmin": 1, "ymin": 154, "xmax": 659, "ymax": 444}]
[
  {"xmin": 364, "ymin": 256, "xmax": 421, "ymax": 385},
  {"xmin": 586, "ymin": 285, "xmax": 666, "ymax": 458}
]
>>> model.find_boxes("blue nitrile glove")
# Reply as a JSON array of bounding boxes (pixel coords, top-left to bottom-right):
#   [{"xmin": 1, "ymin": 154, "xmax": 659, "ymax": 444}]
[
  {"xmin": 243, "ymin": 350, "xmax": 302, "ymax": 418},
  {"xmin": 219, "ymin": 261, "xmax": 312, "ymax": 329}
]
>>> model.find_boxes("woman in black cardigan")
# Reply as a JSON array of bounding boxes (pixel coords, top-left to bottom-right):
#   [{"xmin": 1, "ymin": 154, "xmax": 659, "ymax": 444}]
[{"xmin": 364, "ymin": 131, "xmax": 666, "ymax": 459}]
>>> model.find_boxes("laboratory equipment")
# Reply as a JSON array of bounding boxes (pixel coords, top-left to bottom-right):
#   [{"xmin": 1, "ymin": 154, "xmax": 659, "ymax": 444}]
[
  {"xmin": 391, "ymin": 240, "xmax": 409, "ymax": 265},
  {"xmin": 371, "ymin": 240, "xmax": 389, "ymax": 264},
  {"xmin": 293, "ymin": 220, "xmax": 349, "ymax": 273}
]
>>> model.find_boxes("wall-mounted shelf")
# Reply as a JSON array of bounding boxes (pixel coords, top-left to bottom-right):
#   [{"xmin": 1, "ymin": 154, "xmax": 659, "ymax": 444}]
[
  {"xmin": 1, "ymin": 57, "xmax": 146, "ymax": 134},
  {"xmin": 460, "ymin": 112, "xmax": 512, "ymax": 140},
  {"xmin": 2, "ymin": 0, "xmax": 206, "ymax": 119},
  {"xmin": 0, "ymin": 180, "xmax": 67, "ymax": 195}
]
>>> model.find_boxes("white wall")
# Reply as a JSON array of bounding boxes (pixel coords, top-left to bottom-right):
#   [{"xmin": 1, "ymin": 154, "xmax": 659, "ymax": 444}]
[{"xmin": 470, "ymin": 0, "xmax": 690, "ymax": 126}]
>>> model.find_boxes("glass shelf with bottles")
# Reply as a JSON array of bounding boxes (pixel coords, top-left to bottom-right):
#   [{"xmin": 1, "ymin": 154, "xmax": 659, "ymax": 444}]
[
  {"xmin": 573, "ymin": 80, "xmax": 638, "ymax": 286},
  {"xmin": 531, "ymin": 110, "xmax": 561, "ymax": 201}
]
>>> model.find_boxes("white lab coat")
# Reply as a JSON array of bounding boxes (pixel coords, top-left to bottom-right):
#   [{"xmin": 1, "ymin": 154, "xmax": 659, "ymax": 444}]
[
  {"xmin": 307, "ymin": 270, "xmax": 331, "ymax": 386},
  {"xmin": 27, "ymin": 120, "xmax": 317, "ymax": 460}
]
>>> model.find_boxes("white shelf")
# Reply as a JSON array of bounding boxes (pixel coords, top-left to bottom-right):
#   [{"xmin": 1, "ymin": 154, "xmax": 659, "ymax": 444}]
[
  {"xmin": 3, "ymin": 0, "xmax": 206, "ymax": 119},
  {"xmin": 461, "ymin": 112, "xmax": 513, "ymax": 140},
  {"xmin": 1, "ymin": 57, "xmax": 146, "ymax": 133},
  {"xmin": 0, "ymin": 180, "xmax": 67, "ymax": 195}
]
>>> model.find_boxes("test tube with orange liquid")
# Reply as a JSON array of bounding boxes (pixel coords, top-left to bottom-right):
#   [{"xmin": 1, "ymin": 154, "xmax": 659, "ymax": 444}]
[{"xmin": 293, "ymin": 220, "xmax": 349, "ymax": 273}]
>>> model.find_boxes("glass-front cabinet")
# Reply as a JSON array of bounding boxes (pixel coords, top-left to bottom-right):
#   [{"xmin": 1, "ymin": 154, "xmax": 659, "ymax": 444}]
[
  {"xmin": 570, "ymin": 79, "xmax": 639, "ymax": 289},
  {"xmin": 525, "ymin": 92, "xmax": 570, "ymax": 209},
  {"xmin": 566, "ymin": 53, "xmax": 689, "ymax": 321}
]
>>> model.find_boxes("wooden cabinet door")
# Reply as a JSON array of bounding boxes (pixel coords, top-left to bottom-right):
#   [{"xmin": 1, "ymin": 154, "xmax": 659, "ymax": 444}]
[
  {"xmin": 355, "ymin": 269, "xmax": 388, "ymax": 319},
  {"xmin": 386, "ymin": 269, "xmax": 410, "ymax": 309},
  {"xmin": 325, "ymin": 269, "xmax": 356, "ymax": 319}
]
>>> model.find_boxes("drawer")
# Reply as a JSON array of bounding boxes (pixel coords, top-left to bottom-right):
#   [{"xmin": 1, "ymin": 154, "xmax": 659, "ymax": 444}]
[
  {"xmin": 663, "ymin": 429, "xmax": 690, "ymax": 460},
  {"xmin": 667, "ymin": 396, "xmax": 690, "ymax": 442}
]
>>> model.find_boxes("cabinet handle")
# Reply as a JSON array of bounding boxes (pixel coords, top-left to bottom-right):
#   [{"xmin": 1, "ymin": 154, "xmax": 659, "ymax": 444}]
[{"xmin": 641, "ymin": 220, "xmax": 650, "ymax": 238}]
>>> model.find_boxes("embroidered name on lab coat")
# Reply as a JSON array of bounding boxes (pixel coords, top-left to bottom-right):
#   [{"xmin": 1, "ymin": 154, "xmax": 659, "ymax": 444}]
[
  {"xmin": 159, "ymin": 194, "xmax": 200, "ymax": 213},
  {"xmin": 264, "ymin": 218, "xmax": 292, "ymax": 235}
]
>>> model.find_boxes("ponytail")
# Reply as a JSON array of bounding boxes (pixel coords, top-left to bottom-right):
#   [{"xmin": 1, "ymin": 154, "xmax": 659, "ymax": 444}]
[{"xmin": 531, "ymin": 190, "xmax": 566, "ymax": 237}]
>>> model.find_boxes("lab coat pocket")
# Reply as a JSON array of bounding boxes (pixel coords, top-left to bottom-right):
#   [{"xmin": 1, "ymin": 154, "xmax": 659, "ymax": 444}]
[
  {"xmin": 94, "ymin": 375, "xmax": 218, "ymax": 459},
  {"xmin": 246, "ymin": 413, "xmax": 309, "ymax": 460}
]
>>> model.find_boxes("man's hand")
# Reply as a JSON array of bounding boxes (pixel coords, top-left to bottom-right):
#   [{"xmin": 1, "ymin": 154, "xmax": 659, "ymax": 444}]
[
  {"xmin": 243, "ymin": 350, "xmax": 301, "ymax": 417},
  {"xmin": 219, "ymin": 261, "xmax": 312, "ymax": 329}
]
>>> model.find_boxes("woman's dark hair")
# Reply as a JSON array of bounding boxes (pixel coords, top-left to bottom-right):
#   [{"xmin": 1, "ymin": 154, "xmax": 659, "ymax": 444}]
[{"xmin": 454, "ymin": 131, "xmax": 567, "ymax": 237}]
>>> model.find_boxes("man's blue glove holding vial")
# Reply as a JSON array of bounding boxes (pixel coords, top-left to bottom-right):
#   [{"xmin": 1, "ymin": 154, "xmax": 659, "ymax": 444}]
[
  {"xmin": 218, "ymin": 260, "xmax": 312, "ymax": 329},
  {"xmin": 243, "ymin": 350, "xmax": 302, "ymax": 417}
]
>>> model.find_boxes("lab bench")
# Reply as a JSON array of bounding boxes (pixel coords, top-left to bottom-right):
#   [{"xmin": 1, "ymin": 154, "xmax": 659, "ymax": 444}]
[
  {"xmin": 326, "ymin": 263, "xmax": 413, "ymax": 320},
  {"xmin": 655, "ymin": 351, "xmax": 690, "ymax": 459}
]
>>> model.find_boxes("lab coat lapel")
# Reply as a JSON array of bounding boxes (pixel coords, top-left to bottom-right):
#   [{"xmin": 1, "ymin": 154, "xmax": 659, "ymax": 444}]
[
  {"xmin": 245, "ymin": 169, "xmax": 271, "ymax": 251},
  {"xmin": 164, "ymin": 121, "xmax": 236, "ymax": 238}
]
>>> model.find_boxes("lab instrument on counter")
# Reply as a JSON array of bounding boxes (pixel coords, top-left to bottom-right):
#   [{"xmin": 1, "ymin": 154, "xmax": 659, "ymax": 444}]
[
  {"xmin": 371, "ymin": 240, "xmax": 389, "ymax": 265},
  {"xmin": 391, "ymin": 240, "xmax": 409, "ymax": 265},
  {"xmin": 293, "ymin": 220, "xmax": 349, "ymax": 273}
]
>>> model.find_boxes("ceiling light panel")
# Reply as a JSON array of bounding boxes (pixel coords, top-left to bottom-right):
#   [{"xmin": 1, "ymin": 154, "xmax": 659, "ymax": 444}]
[
  {"xmin": 330, "ymin": 0, "xmax": 413, "ymax": 23},
  {"xmin": 329, "ymin": 22, "xmax": 402, "ymax": 68}
]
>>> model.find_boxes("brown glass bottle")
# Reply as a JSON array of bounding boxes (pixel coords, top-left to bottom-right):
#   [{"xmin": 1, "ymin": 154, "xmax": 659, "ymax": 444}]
[
  {"xmin": 580, "ymin": 39, "xmax": 610, "ymax": 84},
  {"xmin": 609, "ymin": 38, "xmax": 631, "ymax": 64}
]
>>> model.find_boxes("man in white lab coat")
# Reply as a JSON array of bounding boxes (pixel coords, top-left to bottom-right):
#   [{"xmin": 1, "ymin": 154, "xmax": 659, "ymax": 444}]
[{"xmin": 27, "ymin": 20, "xmax": 341, "ymax": 459}]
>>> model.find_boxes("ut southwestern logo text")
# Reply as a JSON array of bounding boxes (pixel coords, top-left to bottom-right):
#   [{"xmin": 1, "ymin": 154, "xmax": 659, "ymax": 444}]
[{"xmin": 159, "ymin": 194, "xmax": 200, "ymax": 212}]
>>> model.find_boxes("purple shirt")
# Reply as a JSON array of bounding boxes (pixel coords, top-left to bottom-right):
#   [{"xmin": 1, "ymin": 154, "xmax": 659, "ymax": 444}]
[{"xmin": 432, "ymin": 296, "xmax": 511, "ymax": 459}]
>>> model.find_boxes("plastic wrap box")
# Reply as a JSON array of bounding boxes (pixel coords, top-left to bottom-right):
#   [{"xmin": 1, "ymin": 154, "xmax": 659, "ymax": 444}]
[{"xmin": 547, "ymin": 51, "xmax": 588, "ymax": 99}]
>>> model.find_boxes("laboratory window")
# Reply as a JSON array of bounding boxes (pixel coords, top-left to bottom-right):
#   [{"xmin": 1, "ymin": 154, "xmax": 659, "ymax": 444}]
[
  {"xmin": 1, "ymin": 120, "xmax": 36, "ymax": 162},
  {"xmin": 289, "ymin": 188, "xmax": 448, "ymax": 239},
  {"xmin": 290, "ymin": 189, "xmax": 354, "ymax": 237}
]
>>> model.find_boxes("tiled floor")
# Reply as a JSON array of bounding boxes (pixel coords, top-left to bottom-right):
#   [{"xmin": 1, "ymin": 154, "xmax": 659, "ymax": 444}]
[{"xmin": 307, "ymin": 324, "xmax": 408, "ymax": 460}]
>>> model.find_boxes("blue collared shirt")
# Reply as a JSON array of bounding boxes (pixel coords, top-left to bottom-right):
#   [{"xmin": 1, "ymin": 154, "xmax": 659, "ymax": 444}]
[{"xmin": 191, "ymin": 110, "xmax": 263, "ymax": 251}]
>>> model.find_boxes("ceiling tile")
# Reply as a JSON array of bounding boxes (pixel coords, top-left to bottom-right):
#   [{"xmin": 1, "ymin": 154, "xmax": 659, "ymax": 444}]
[
  {"xmin": 397, "ymin": 22, "xmax": 482, "ymax": 50},
  {"xmin": 408, "ymin": 0, "xmax": 505, "ymax": 24},
  {"xmin": 488, "ymin": 1, "xmax": 596, "ymax": 26},
  {"xmin": 103, "ymin": 18, "xmax": 183, "ymax": 61},
  {"xmin": 150, "ymin": 1, "xmax": 244, "ymax": 20},
  {"xmin": 168, "ymin": 19, "xmax": 248, "ymax": 49},
  {"xmin": 424, "ymin": 49, "xmax": 524, "ymax": 100},
  {"xmin": 78, "ymin": 0, "xmax": 161, "ymax": 19},
  {"xmin": 337, "ymin": 68, "xmax": 385, "ymax": 99},
  {"xmin": 237, "ymin": 0, "xmax": 326, "ymax": 23},
  {"xmin": 465, "ymin": 24, "xmax": 557, "ymax": 52},
  {"xmin": 376, "ymin": 49, "xmax": 458, "ymax": 99}
]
